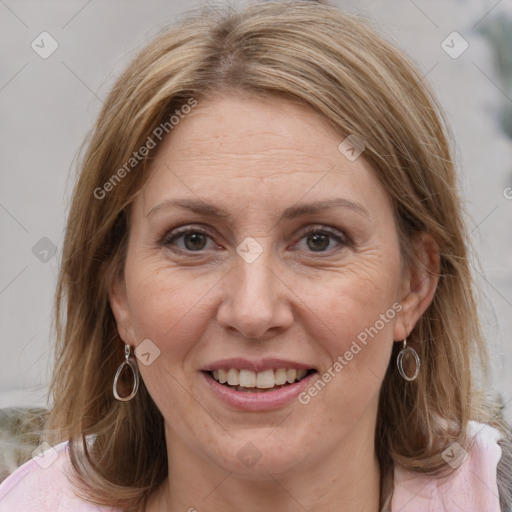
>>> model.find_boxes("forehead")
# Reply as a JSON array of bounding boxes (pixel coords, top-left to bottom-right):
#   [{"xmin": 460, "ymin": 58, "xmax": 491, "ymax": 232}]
[{"xmin": 137, "ymin": 93, "xmax": 387, "ymax": 219}]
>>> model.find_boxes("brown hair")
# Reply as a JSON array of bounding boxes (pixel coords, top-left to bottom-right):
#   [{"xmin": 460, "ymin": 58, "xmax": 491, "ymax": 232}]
[{"xmin": 45, "ymin": 1, "xmax": 510, "ymax": 509}]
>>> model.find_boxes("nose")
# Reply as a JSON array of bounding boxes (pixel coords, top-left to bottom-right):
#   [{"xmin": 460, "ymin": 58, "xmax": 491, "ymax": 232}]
[{"xmin": 216, "ymin": 249, "xmax": 294, "ymax": 340}]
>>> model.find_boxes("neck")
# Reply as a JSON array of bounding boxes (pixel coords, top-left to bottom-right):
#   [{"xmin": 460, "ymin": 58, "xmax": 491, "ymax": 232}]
[{"xmin": 147, "ymin": 421, "xmax": 381, "ymax": 512}]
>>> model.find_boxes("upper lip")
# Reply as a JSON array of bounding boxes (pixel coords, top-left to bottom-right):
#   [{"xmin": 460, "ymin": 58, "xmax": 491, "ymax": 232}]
[{"xmin": 202, "ymin": 358, "xmax": 316, "ymax": 373}]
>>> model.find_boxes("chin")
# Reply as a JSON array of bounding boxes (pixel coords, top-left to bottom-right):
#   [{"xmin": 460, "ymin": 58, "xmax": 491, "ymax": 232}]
[{"xmin": 208, "ymin": 436, "xmax": 310, "ymax": 480}]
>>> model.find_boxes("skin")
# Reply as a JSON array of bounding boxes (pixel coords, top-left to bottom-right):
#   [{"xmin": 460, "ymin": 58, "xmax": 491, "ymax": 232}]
[{"xmin": 109, "ymin": 92, "xmax": 439, "ymax": 512}]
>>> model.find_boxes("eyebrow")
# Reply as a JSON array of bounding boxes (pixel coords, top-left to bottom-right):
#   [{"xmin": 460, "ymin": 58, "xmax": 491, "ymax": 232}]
[{"xmin": 146, "ymin": 197, "xmax": 369, "ymax": 221}]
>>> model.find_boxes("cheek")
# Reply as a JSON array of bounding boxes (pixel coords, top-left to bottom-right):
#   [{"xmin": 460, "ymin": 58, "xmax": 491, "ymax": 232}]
[
  {"xmin": 122, "ymin": 260, "xmax": 216, "ymax": 415},
  {"xmin": 123, "ymin": 255, "xmax": 219, "ymax": 357},
  {"xmin": 303, "ymin": 254, "xmax": 401, "ymax": 388}
]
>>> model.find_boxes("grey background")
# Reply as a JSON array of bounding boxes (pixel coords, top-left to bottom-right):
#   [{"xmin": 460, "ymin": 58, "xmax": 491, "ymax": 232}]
[{"xmin": 1, "ymin": 0, "xmax": 511, "ymax": 421}]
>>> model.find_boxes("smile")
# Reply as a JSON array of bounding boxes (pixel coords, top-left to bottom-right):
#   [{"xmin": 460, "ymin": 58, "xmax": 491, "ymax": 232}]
[
  {"xmin": 209, "ymin": 368, "xmax": 315, "ymax": 392},
  {"xmin": 202, "ymin": 368, "xmax": 319, "ymax": 411}
]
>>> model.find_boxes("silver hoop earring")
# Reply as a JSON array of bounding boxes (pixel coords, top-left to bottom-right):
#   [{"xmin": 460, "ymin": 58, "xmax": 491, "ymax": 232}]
[
  {"xmin": 113, "ymin": 344, "xmax": 140, "ymax": 401},
  {"xmin": 396, "ymin": 338, "xmax": 420, "ymax": 381}
]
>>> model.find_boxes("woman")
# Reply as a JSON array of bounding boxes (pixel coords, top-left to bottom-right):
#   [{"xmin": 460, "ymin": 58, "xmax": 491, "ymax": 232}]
[{"xmin": 0, "ymin": 1, "xmax": 510, "ymax": 511}]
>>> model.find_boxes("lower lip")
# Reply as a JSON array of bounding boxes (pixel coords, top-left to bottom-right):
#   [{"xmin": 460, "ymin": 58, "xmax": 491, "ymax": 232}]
[{"xmin": 201, "ymin": 371, "xmax": 318, "ymax": 411}]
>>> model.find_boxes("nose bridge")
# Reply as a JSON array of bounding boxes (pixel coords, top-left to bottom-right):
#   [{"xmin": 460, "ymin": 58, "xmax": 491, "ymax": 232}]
[
  {"xmin": 236, "ymin": 249, "xmax": 275, "ymax": 301},
  {"xmin": 232, "ymin": 245, "xmax": 278, "ymax": 311},
  {"xmin": 217, "ymin": 245, "xmax": 291, "ymax": 339}
]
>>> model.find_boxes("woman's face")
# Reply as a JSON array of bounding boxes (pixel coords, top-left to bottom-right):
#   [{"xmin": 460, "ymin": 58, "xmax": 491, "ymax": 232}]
[{"xmin": 110, "ymin": 92, "xmax": 430, "ymax": 478}]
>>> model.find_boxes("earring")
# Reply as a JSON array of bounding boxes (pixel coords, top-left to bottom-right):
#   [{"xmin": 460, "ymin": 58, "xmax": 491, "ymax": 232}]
[
  {"xmin": 113, "ymin": 344, "xmax": 140, "ymax": 401},
  {"xmin": 396, "ymin": 338, "xmax": 420, "ymax": 381}
]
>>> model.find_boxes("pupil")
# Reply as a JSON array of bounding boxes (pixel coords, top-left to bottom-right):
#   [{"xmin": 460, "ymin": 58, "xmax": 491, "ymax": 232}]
[
  {"xmin": 308, "ymin": 233, "xmax": 329, "ymax": 251},
  {"xmin": 185, "ymin": 233, "xmax": 206, "ymax": 251}
]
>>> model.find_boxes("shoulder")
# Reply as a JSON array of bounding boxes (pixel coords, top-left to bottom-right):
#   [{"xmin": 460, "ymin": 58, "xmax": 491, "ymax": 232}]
[
  {"xmin": 392, "ymin": 421, "xmax": 508, "ymax": 512},
  {"xmin": 0, "ymin": 441, "xmax": 119, "ymax": 512}
]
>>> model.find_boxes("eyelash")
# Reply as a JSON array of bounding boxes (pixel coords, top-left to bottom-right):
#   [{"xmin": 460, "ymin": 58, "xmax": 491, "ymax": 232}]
[{"xmin": 161, "ymin": 225, "xmax": 348, "ymax": 255}]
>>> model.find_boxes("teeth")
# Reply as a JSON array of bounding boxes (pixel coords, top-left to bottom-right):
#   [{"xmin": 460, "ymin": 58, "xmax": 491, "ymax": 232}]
[
  {"xmin": 286, "ymin": 369, "xmax": 297, "ymax": 384},
  {"xmin": 210, "ymin": 368, "xmax": 310, "ymax": 389},
  {"xmin": 227, "ymin": 369, "xmax": 238, "ymax": 386},
  {"xmin": 275, "ymin": 368, "xmax": 287, "ymax": 385},
  {"xmin": 256, "ymin": 369, "xmax": 275, "ymax": 389},
  {"xmin": 239, "ymin": 369, "xmax": 256, "ymax": 387}
]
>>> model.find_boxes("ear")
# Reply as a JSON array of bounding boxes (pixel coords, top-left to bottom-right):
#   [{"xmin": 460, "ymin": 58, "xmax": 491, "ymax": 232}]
[
  {"xmin": 109, "ymin": 273, "xmax": 137, "ymax": 346},
  {"xmin": 393, "ymin": 231, "xmax": 440, "ymax": 341}
]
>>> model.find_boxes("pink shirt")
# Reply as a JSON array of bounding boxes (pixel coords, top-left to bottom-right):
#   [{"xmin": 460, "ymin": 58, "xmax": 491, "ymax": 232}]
[{"xmin": 0, "ymin": 421, "xmax": 504, "ymax": 511}]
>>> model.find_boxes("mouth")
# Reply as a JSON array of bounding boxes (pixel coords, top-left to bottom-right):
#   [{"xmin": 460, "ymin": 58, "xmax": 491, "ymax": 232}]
[{"xmin": 204, "ymin": 368, "xmax": 318, "ymax": 393}]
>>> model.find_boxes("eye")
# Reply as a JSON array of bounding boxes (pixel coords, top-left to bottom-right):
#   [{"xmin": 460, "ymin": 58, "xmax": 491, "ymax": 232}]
[
  {"xmin": 294, "ymin": 226, "xmax": 347, "ymax": 253},
  {"xmin": 161, "ymin": 225, "xmax": 348, "ymax": 255},
  {"xmin": 163, "ymin": 227, "xmax": 217, "ymax": 252}
]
